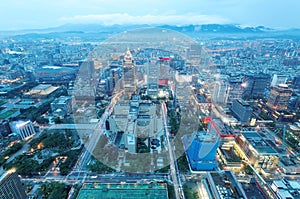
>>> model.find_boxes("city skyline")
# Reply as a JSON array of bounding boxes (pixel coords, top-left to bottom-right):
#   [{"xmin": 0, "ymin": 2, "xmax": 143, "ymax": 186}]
[{"xmin": 1, "ymin": 0, "xmax": 299, "ymax": 30}]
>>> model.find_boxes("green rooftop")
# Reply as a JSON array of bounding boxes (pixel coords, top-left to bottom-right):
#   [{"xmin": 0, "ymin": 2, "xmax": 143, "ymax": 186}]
[{"xmin": 77, "ymin": 183, "xmax": 168, "ymax": 199}]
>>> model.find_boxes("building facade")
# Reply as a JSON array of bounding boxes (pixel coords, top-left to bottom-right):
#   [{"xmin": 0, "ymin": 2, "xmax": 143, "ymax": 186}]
[
  {"xmin": 231, "ymin": 99, "xmax": 253, "ymax": 124},
  {"xmin": 123, "ymin": 49, "xmax": 137, "ymax": 100},
  {"xmin": 0, "ymin": 170, "xmax": 27, "ymax": 199},
  {"xmin": 0, "ymin": 120, "xmax": 12, "ymax": 137},
  {"xmin": 242, "ymin": 73, "xmax": 270, "ymax": 99},
  {"xmin": 236, "ymin": 131, "xmax": 279, "ymax": 171},
  {"xmin": 271, "ymin": 74, "xmax": 287, "ymax": 87},
  {"xmin": 266, "ymin": 84, "xmax": 292, "ymax": 111},
  {"xmin": 147, "ymin": 60, "xmax": 159, "ymax": 96},
  {"xmin": 213, "ymin": 79, "xmax": 228, "ymax": 104},
  {"xmin": 227, "ymin": 78, "xmax": 244, "ymax": 104},
  {"xmin": 184, "ymin": 132, "xmax": 219, "ymax": 171},
  {"xmin": 78, "ymin": 60, "xmax": 95, "ymax": 81},
  {"xmin": 50, "ymin": 96, "xmax": 73, "ymax": 117},
  {"xmin": 10, "ymin": 121, "xmax": 36, "ymax": 140}
]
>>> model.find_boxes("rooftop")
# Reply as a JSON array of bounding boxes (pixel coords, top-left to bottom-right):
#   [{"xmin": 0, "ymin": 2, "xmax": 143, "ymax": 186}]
[
  {"xmin": 241, "ymin": 131, "xmax": 277, "ymax": 154},
  {"xmin": 76, "ymin": 183, "xmax": 168, "ymax": 199},
  {"xmin": 26, "ymin": 84, "xmax": 59, "ymax": 96},
  {"xmin": 236, "ymin": 99, "xmax": 250, "ymax": 106}
]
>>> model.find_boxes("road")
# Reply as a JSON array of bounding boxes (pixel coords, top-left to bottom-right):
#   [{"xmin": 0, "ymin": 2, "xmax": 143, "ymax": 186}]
[
  {"xmin": 72, "ymin": 91, "xmax": 123, "ymax": 178},
  {"xmin": 22, "ymin": 173, "xmax": 168, "ymax": 185},
  {"xmin": 242, "ymin": 160, "xmax": 277, "ymax": 199},
  {"xmin": 162, "ymin": 102, "xmax": 185, "ymax": 199}
]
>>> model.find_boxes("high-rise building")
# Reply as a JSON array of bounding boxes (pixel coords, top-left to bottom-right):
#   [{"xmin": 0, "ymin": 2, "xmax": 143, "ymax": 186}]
[
  {"xmin": 78, "ymin": 60, "xmax": 95, "ymax": 81},
  {"xmin": 122, "ymin": 49, "xmax": 137, "ymax": 100},
  {"xmin": 174, "ymin": 73, "xmax": 192, "ymax": 110},
  {"xmin": 147, "ymin": 60, "xmax": 159, "ymax": 96},
  {"xmin": 188, "ymin": 44, "xmax": 202, "ymax": 66},
  {"xmin": 10, "ymin": 121, "xmax": 36, "ymax": 140},
  {"xmin": 0, "ymin": 169, "xmax": 27, "ymax": 199},
  {"xmin": 242, "ymin": 73, "xmax": 270, "ymax": 99},
  {"xmin": 183, "ymin": 132, "xmax": 219, "ymax": 171},
  {"xmin": 227, "ymin": 78, "xmax": 244, "ymax": 104},
  {"xmin": 110, "ymin": 68, "xmax": 121, "ymax": 89},
  {"xmin": 266, "ymin": 84, "xmax": 292, "ymax": 111},
  {"xmin": 159, "ymin": 59, "xmax": 170, "ymax": 80},
  {"xmin": 231, "ymin": 99, "xmax": 253, "ymax": 124},
  {"xmin": 271, "ymin": 74, "xmax": 288, "ymax": 86},
  {"xmin": 213, "ymin": 79, "xmax": 228, "ymax": 104}
]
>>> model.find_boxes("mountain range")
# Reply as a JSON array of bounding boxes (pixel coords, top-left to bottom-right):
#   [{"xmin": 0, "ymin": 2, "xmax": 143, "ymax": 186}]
[{"xmin": 1, "ymin": 24, "xmax": 300, "ymax": 39}]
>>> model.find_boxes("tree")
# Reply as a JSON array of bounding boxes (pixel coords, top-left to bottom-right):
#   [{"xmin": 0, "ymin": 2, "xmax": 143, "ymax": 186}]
[
  {"xmin": 244, "ymin": 164, "xmax": 253, "ymax": 175},
  {"xmin": 36, "ymin": 116, "xmax": 48, "ymax": 124},
  {"xmin": 52, "ymin": 116, "xmax": 62, "ymax": 124}
]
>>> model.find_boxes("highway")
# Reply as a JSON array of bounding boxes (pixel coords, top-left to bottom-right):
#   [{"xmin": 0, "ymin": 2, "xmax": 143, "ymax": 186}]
[
  {"xmin": 22, "ymin": 173, "xmax": 168, "ymax": 185},
  {"xmin": 162, "ymin": 102, "xmax": 185, "ymax": 199}
]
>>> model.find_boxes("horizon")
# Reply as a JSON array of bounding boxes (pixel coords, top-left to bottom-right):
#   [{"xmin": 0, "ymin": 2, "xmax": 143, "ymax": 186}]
[
  {"xmin": 0, "ymin": 22, "xmax": 297, "ymax": 33},
  {"xmin": 0, "ymin": 0, "xmax": 299, "ymax": 31}
]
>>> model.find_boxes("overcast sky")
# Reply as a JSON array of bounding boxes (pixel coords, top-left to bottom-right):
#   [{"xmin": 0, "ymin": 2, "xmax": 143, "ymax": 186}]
[{"xmin": 1, "ymin": 0, "xmax": 299, "ymax": 30}]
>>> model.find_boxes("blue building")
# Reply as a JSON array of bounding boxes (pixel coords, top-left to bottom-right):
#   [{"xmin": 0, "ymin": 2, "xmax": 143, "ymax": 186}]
[{"xmin": 183, "ymin": 132, "xmax": 219, "ymax": 171}]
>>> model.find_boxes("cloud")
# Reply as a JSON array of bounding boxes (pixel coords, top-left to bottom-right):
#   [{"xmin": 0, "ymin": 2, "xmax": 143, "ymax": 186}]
[{"xmin": 59, "ymin": 13, "xmax": 230, "ymax": 25}]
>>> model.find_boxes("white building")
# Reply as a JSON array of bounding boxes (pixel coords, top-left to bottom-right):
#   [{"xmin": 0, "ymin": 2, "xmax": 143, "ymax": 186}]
[
  {"xmin": 10, "ymin": 121, "xmax": 36, "ymax": 140},
  {"xmin": 271, "ymin": 74, "xmax": 288, "ymax": 87}
]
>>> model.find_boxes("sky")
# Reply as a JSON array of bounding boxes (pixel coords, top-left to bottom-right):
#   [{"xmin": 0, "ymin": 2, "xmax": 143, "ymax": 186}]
[{"xmin": 0, "ymin": 0, "xmax": 299, "ymax": 30}]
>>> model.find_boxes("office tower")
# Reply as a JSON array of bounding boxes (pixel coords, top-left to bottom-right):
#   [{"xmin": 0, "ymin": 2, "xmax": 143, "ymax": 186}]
[
  {"xmin": 227, "ymin": 78, "xmax": 243, "ymax": 104},
  {"xmin": 184, "ymin": 132, "xmax": 219, "ymax": 171},
  {"xmin": 159, "ymin": 58, "xmax": 170, "ymax": 79},
  {"xmin": 110, "ymin": 68, "xmax": 121, "ymax": 89},
  {"xmin": 10, "ymin": 121, "xmax": 36, "ymax": 140},
  {"xmin": 266, "ymin": 84, "xmax": 292, "ymax": 111},
  {"xmin": 122, "ymin": 49, "xmax": 137, "ymax": 100},
  {"xmin": 78, "ymin": 60, "xmax": 95, "ymax": 80},
  {"xmin": 271, "ymin": 74, "xmax": 288, "ymax": 86},
  {"xmin": 213, "ymin": 79, "xmax": 228, "ymax": 104},
  {"xmin": 188, "ymin": 44, "xmax": 202, "ymax": 66},
  {"xmin": 242, "ymin": 73, "xmax": 270, "ymax": 99},
  {"xmin": 0, "ymin": 169, "xmax": 27, "ymax": 199},
  {"xmin": 147, "ymin": 60, "xmax": 159, "ymax": 96},
  {"xmin": 231, "ymin": 99, "xmax": 253, "ymax": 123},
  {"xmin": 174, "ymin": 73, "xmax": 191, "ymax": 109}
]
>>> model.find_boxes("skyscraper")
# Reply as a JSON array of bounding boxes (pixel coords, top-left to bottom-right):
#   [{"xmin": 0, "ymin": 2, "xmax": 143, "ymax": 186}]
[
  {"xmin": 242, "ymin": 73, "xmax": 270, "ymax": 99},
  {"xmin": 188, "ymin": 44, "xmax": 202, "ymax": 66},
  {"xmin": 266, "ymin": 84, "xmax": 292, "ymax": 111},
  {"xmin": 147, "ymin": 60, "xmax": 159, "ymax": 96},
  {"xmin": 213, "ymin": 79, "xmax": 228, "ymax": 104},
  {"xmin": 227, "ymin": 78, "xmax": 244, "ymax": 104},
  {"xmin": 122, "ymin": 49, "xmax": 137, "ymax": 100},
  {"xmin": 0, "ymin": 169, "xmax": 27, "ymax": 199}
]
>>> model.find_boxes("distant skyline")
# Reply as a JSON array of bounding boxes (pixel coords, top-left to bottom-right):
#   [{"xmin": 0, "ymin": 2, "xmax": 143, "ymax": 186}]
[{"xmin": 1, "ymin": 0, "xmax": 299, "ymax": 30}]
